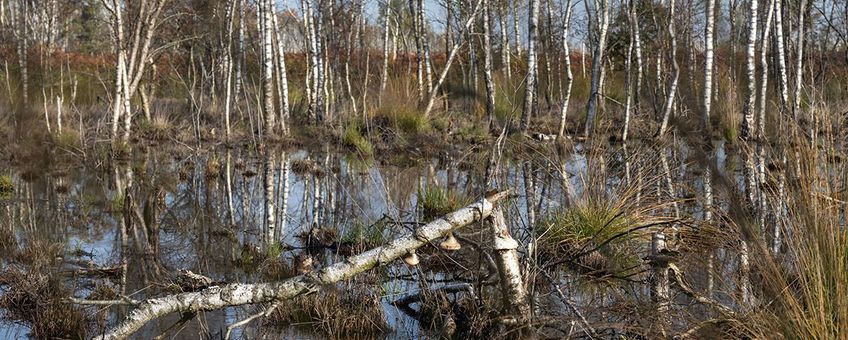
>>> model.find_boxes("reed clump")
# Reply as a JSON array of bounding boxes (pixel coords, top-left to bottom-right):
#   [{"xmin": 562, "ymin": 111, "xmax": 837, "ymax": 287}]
[{"xmin": 270, "ymin": 285, "xmax": 389, "ymax": 337}]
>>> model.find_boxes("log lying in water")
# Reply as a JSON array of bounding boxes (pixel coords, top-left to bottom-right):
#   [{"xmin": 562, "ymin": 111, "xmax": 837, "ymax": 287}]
[{"xmin": 94, "ymin": 191, "xmax": 509, "ymax": 340}]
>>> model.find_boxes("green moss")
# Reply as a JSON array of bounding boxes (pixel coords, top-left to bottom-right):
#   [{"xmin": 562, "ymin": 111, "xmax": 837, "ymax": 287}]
[{"xmin": 395, "ymin": 111, "xmax": 430, "ymax": 134}]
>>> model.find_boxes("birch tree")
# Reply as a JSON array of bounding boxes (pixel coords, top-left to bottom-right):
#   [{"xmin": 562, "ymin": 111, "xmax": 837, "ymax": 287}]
[
  {"xmin": 703, "ymin": 0, "xmax": 716, "ymax": 131},
  {"xmin": 740, "ymin": 0, "xmax": 758, "ymax": 140},
  {"xmin": 271, "ymin": 2, "xmax": 291, "ymax": 134},
  {"xmin": 583, "ymin": 0, "xmax": 610, "ymax": 137},
  {"xmin": 657, "ymin": 0, "xmax": 680, "ymax": 137},
  {"xmin": 379, "ymin": 0, "xmax": 393, "ymax": 101},
  {"xmin": 557, "ymin": 0, "xmax": 574, "ymax": 138},
  {"xmin": 422, "ymin": 0, "xmax": 483, "ymax": 116},
  {"xmin": 792, "ymin": 0, "xmax": 807, "ymax": 124},
  {"xmin": 621, "ymin": 0, "xmax": 635, "ymax": 141},
  {"xmin": 498, "ymin": 3, "xmax": 511, "ymax": 80},
  {"xmin": 102, "ymin": 0, "xmax": 169, "ymax": 144},
  {"xmin": 260, "ymin": 0, "xmax": 277, "ymax": 138},
  {"xmin": 482, "ymin": 0, "xmax": 495, "ymax": 120},
  {"xmin": 519, "ymin": 0, "xmax": 540, "ymax": 133},
  {"xmin": 94, "ymin": 191, "xmax": 508, "ymax": 339},
  {"xmin": 757, "ymin": 0, "xmax": 775, "ymax": 140},
  {"xmin": 222, "ymin": 0, "xmax": 236, "ymax": 140}
]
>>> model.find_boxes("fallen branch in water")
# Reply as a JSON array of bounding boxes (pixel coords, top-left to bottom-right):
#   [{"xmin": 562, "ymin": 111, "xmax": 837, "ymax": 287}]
[
  {"xmin": 668, "ymin": 263, "xmax": 736, "ymax": 317},
  {"xmin": 392, "ymin": 283, "xmax": 476, "ymax": 319},
  {"xmin": 93, "ymin": 191, "xmax": 509, "ymax": 339},
  {"xmin": 65, "ymin": 296, "xmax": 140, "ymax": 306},
  {"xmin": 224, "ymin": 302, "xmax": 282, "ymax": 340}
]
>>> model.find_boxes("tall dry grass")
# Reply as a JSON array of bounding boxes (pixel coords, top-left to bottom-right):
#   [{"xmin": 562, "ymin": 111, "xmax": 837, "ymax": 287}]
[{"xmin": 743, "ymin": 108, "xmax": 848, "ymax": 339}]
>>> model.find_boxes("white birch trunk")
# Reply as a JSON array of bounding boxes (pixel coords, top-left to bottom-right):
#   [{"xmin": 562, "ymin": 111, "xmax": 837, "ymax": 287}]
[
  {"xmin": 264, "ymin": 151, "xmax": 276, "ymax": 244},
  {"xmin": 235, "ymin": 0, "xmax": 245, "ymax": 99},
  {"xmin": 703, "ymin": 0, "xmax": 716, "ymax": 130},
  {"xmin": 16, "ymin": 0, "xmax": 28, "ymax": 105},
  {"xmin": 632, "ymin": 3, "xmax": 642, "ymax": 119},
  {"xmin": 511, "ymin": 1, "xmax": 521, "ymax": 57},
  {"xmin": 56, "ymin": 96, "xmax": 62, "ymax": 134},
  {"xmin": 498, "ymin": 5, "xmax": 511, "ymax": 80},
  {"xmin": 379, "ymin": 0, "xmax": 392, "ymax": 100},
  {"xmin": 740, "ymin": 0, "xmax": 758, "ymax": 140},
  {"xmin": 657, "ymin": 0, "xmax": 680, "ymax": 137},
  {"xmin": 792, "ymin": 0, "xmax": 807, "ymax": 125},
  {"xmin": 482, "ymin": 0, "xmax": 495, "ymax": 119},
  {"xmin": 650, "ymin": 232, "xmax": 670, "ymax": 330},
  {"xmin": 271, "ymin": 4, "xmax": 290, "ymax": 134},
  {"xmin": 758, "ymin": 0, "xmax": 775, "ymax": 140},
  {"xmin": 520, "ymin": 0, "xmax": 540, "ymax": 132},
  {"xmin": 583, "ymin": 0, "xmax": 610, "ymax": 137},
  {"xmin": 557, "ymin": 0, "xmax": 574, "ymax": 138},
  {"xmin": 278, "ymin": 150, "xmax": 289, "ymax": 240},
  {"xmin": 622, "ymin": 0, "xmax": 635, "ymax": 141},
  {"xmin": 774, "ymin": 0, "xmax": 789, "ymax": 114},
  {"xmin": 260, "ymin": 0, "xmax": 277, "ymax": 137},
  {"xmin": 223, "ymin": 0, "xmax": 236, "ymax": 140},
  {"xmin": 419, "ymin": 0, "xmax": 432, "ymax": 97}
]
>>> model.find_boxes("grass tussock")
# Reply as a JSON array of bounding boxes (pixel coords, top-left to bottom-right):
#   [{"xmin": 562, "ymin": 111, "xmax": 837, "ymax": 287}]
[
  {"xmin": 53, "ymin": 129, "xmax": 81, "ymax": 150},
  {"xmin": 419, "ymin": 185, "xmax": 471, "ymax": 220},
  {"xmin": 137, "ymin": 114, "xmax": 176, "ymax": 141},
  {"xmin": 535, "ymin": 198, "xmax": 645, "ymax": 278},
  {"xmin": 341, "ymin": 123, "xmax": 373, "ymax": 156},
  {"xmin": 375, "ymin": 104, "xmax": 430, "ymax": 135},
  {"xmin": 0, "ymin": 174, "xmax": 13, "ymax": 196},
  {"xmin": 715, "ymin": 70, "xmax": 740, "ymax": 142},
  {"xmin": 270, "ymin": 286, "xmax": 389, "ymax": 337},
  {"xmin": 0, "ymin": 240, "xmax": 89, "ymax": 339},
  {"xmin": 0, "ymin": 269, "xmax": 89, "ymax": 339},
  {"xmin": 340, "ymin": 221, "xmax": 385, "ymax": 251},
  {"xmin": 537, "ymin": 144, "xmax": 676, "ymax": 279},
  {"xmin": 537, "ymin": 199, "xmax": 635, "ymax": 248}
]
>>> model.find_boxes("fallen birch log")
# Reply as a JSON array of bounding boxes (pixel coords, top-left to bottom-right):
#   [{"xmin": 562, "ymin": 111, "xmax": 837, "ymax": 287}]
[{"xmin": 93, "ymin": 191, "xmax": 509, "ymax": 339}]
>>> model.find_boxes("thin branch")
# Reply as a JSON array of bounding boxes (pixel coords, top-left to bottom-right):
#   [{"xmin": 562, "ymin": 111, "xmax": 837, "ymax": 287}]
[
  {"xmin": 225, "ymin": 302, "xmax": 282, "ymax": 340},
  {"xmin": 65, "ymin": 296, "xmax": 140, "ymax": 306}
]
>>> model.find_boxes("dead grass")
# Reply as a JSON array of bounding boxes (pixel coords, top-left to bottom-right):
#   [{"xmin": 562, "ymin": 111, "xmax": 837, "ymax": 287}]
[
  {"xmin": 269, "ymin": 285, "xmax": 389, "ymax": 337},
  {"xmin": 0, "ymin": 239, "xmax": 90, "ymax": 339}
]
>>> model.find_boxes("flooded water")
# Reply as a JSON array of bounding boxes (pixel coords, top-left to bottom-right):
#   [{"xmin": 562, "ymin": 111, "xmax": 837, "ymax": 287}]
[{"xmin": 0, "ymin": 138, "xmax": 766, "ymax": 338}]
